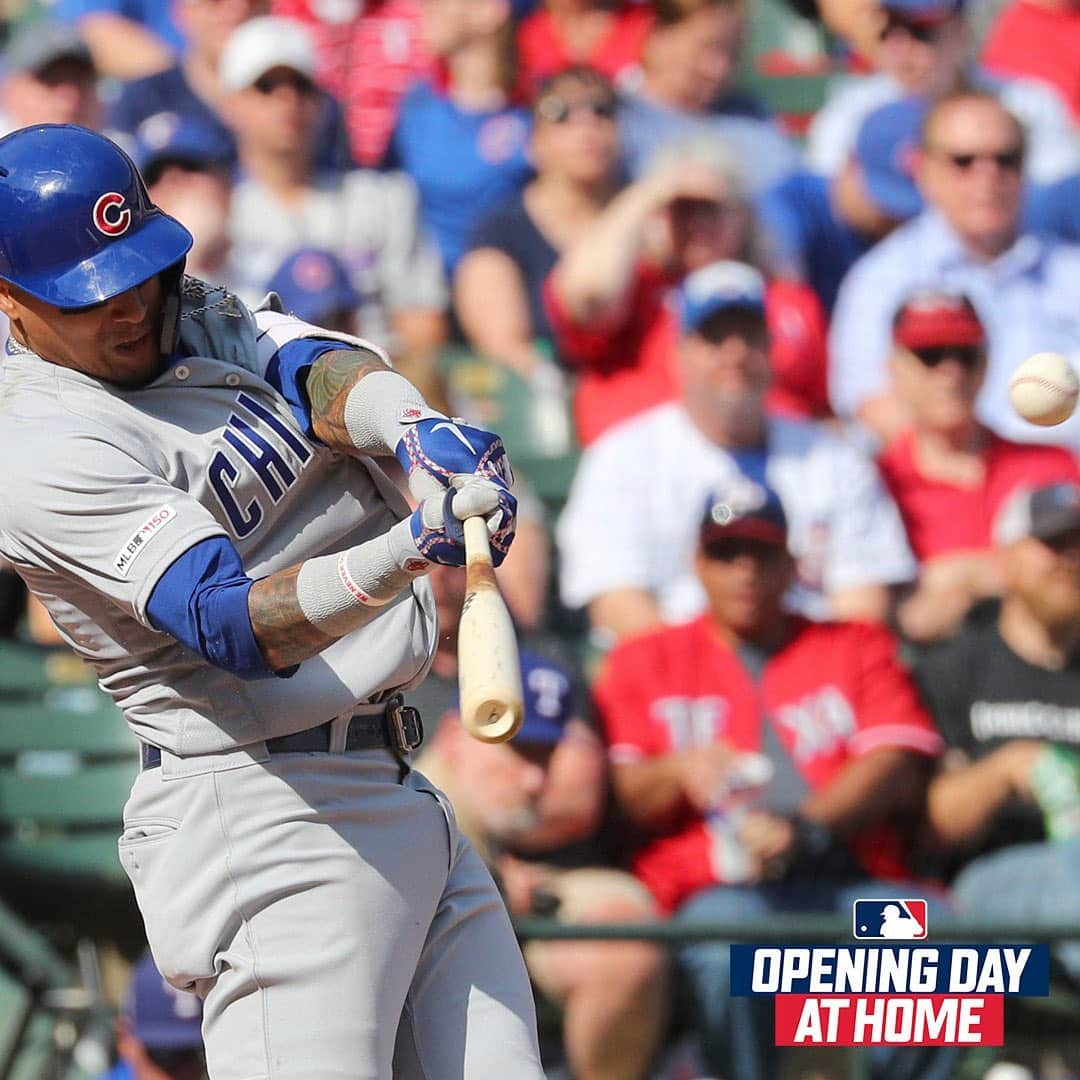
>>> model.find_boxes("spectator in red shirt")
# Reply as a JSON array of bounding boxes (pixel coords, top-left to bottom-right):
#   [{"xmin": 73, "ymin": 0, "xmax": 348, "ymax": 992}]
[
  {"xmin": 543, "ymin": 136, "xmax": 830, "ymax": 444},
  {"xmin": 593, "ymin": 483, "xmax": 942, "ymax": 1078},
  {"xmin": 878, "ymin": 292, "xmax": 1080, "ymax": 642},
  {"xmin": 272, "ymin": 0, "xmax": 434, "ymax": 166},
  {"xmin": 516, "ymin": 0, "xmax": 654, "ymax": 92},
  {"xmin": 982, "ymin": 0, "xmax": 1080, "ymax": 124}
]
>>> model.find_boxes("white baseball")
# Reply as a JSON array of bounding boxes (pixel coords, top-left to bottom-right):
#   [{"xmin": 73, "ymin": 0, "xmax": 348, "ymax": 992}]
[{"xmin": 1008, "ymin": 352, "xmax": 1080, "ymax": 427}]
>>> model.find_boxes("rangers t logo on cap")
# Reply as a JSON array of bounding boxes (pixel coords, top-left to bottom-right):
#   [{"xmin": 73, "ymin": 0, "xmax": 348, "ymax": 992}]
[{"xmin": 92, "ymin": 191, "xmax": 132, "ymax": 237}]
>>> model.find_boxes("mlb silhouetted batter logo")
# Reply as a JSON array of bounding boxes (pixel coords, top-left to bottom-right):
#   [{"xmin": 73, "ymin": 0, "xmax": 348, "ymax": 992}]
[
  {"xmin": 853, "ymin": 898, "xmax": 928, "ymax": 940},
  {"xmin": 92, "ymin": 192, "xmax": 131, "ymax": 236}
]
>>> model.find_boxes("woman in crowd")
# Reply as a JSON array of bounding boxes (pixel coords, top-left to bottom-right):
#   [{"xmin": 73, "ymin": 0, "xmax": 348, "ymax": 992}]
[
  {"xmin": 543, "ymin": 132, "xmax": 829, "ymax": 444},
  {"xmin": 454, "ymin": 65, "xmax": 621, "ymax": 380},
  {"xmin": 389, "ymin": 0, "xmax": 534, "ymax": 274}
]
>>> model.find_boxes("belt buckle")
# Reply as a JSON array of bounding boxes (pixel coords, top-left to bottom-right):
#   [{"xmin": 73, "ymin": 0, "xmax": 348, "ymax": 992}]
[{"xmin": 387, "ymin": 696, "xmax": 424, "ymax": 753}]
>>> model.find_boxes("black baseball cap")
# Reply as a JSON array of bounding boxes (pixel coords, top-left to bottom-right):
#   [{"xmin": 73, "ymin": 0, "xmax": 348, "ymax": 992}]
[
  {"xmin": 994, "ymin": 480, "xmax": 1080, "ymax": 546},
  {"xmin": 700, "ymin": 481, "xmax": 788, "ymax": 546}
]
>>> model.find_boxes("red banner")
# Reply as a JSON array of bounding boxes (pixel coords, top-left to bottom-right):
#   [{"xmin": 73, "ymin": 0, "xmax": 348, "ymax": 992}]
[{"xmin": 774, "ymin": 994, "xmax": 1005, "ymax": 1046}]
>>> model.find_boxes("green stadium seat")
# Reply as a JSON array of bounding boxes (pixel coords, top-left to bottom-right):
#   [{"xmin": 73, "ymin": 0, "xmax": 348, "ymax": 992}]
[
  {"xmin": 0, "ymin": 652, "xmax": 137, "ymax": 888},
  {"xmin": 0, "ymin": 640, "xmax": 96, "ymax": 698},
  {"xmin": 438, "ymin": 345, "xmax": 580, "ymax": 507}
]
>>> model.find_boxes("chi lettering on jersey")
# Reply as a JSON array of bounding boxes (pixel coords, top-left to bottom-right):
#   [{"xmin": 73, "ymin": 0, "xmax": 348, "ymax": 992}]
[{"xmin": 209, "ymin": 392, "xmax": 313, "ymax": 538}]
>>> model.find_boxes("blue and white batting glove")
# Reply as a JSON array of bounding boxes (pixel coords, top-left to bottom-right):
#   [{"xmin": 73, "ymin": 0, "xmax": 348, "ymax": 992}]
[
  {"xmin": 403, "ymin": 475, "xmax": 517, "ymax": 568},
  {"xmin": 395, "ymin": 417, "xmax": 515, "ymax": 503}
]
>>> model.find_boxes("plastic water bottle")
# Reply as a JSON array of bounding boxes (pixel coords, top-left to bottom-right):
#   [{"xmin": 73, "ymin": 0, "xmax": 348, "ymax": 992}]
[
  {"xmin": 528, "ymin": 346, "xmax": 572, "ymax": 459},
  {"xmin": 1032, "ymin": 744, "xmax": 1080, "ymax": 840},
  {"xmin": 704, "ymin": 752, "xmax": 774, "ymax": 884}
]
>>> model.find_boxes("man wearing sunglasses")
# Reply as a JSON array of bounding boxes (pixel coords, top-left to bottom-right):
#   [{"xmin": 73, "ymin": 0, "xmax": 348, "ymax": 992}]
[
  {"xmin": 220, "ymin": 16, "xmax": 448, "ymax": 361},
  {"xmin": 100, "ymin": 952, "xmax": 206, "ymax": 1080},
  {"xmin": 593, "ymin": 482, "xmax": 942, "ymax": 1080},
  {"xmin": 878, "ymin": 292, "xmax": 1080, "ymax": 642},
  {"xmin": 105, "ymin": 0, "xmax": 353, "ymax": 177},
  {"xmin": 806, "ymin": 0, "xmax": 1079, "ymax": 184},
  {"xmin": 831, "ymin": 89, "xmax": 1080, "ymax": 449},
  {"xmin": 558, "ymin": 259, "xmax": 915, "ymax": 643}
]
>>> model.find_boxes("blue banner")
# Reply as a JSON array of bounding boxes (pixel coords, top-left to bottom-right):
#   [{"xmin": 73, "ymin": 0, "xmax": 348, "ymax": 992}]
[{"xmin": 729, "ymin": 945, "xmax": 1050, "ymax": 997}]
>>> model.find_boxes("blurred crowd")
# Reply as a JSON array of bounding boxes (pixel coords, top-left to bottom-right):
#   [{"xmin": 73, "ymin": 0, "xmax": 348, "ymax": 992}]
[{"xmin": 2, "ymin": 0, "xmax": 1080, "ymax": 1075}]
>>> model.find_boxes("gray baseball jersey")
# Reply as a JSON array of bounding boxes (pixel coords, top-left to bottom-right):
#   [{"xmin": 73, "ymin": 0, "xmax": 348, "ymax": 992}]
[
  {"xmin": 0, "ymin": 278, "xmax": 544, "ymax": 1077},
  {"xmin": 0, "ymin": 279, "xmax": 437, "ymax": 755}
]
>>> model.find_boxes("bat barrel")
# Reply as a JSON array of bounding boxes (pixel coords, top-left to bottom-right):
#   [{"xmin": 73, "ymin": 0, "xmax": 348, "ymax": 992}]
[{"xmin": 459, "ymin": 516, "xmax": 524, "ymax": 743}]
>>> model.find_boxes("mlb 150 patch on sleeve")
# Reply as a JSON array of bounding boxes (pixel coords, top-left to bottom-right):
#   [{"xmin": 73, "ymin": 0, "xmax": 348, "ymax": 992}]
[{"xmin": 113, "ymin": 506, "xmax": 177, "ymax": 576}]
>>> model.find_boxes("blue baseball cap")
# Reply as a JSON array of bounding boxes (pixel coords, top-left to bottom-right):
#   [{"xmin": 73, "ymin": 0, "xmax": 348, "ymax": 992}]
[
  {"xmin": 125, "ymin": 952, "xmax": 203, "ymax": 1050},
  {"xmin": 882, "ymin": 0, "xmax": 962, "ymax": 23},
  {"xmin": 132, "ymin": 113, "xmax": 234, "ymax": 179},
  {"xmin": 266, "ymin": 248, "xmax": 361, "ymax": 324},
  {"xmin": 854, "ymin": 97, "xmax": 926, "ymax": 220},
  {"xmin": 513, "ymin": 651, "xmax": 574, "ymax": 746},
  {"xmin": 677, "ymin": 261, "xmax": 767, "ymax": 335},
  {"xmin": 700, "ymin": 480, "xmax": 788, "ymax": 547}
]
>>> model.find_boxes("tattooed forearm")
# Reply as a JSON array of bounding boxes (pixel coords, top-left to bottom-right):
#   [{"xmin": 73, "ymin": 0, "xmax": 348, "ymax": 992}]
[
  {"xmin": 306, "ymin": 349, "xmax": 388, "ymax": 451},
  {"xmin": 249, "ymin": 565, "xmax": 388, "ymax": 669},
  {"xmin": 248, "ymin": 566, "xmax": 336, "ymax": 670}
]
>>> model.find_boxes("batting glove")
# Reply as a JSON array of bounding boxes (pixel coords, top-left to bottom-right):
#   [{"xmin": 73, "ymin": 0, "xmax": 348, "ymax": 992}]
[
  {"xmin": 395, "ymin": 417, "xmax": 515, "ymax": 503},
  {"xmin": 404, "ymin": 475, "xmax": 517, "ymax": 568}
]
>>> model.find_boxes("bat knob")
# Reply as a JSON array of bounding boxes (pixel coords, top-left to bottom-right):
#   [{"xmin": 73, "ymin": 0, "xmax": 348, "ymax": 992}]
[{"xmin": 465, "ymin": 698, "xmax": 523, "ymax": 744}]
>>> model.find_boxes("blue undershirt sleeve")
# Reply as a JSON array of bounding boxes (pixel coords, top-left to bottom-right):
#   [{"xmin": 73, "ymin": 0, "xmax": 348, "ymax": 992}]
[
  {"xmin": 146, "ymin": 535, "xmax": 279, "ymax": 680},
  {"xmin": 261, "ymin": 336, "xmax": 355, "ymax": 442}
]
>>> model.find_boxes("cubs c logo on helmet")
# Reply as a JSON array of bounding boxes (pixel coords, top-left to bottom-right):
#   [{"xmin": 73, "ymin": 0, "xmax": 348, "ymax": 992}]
[{"xmin": 92, "ymin": 192, "xmax": 132, "ymax": 237}]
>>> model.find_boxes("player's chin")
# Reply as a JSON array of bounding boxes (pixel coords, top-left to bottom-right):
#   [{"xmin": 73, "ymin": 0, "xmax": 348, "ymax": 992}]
[{"xmin": 107, "ymin": 332, "xmax": 163, "ymax": 386}]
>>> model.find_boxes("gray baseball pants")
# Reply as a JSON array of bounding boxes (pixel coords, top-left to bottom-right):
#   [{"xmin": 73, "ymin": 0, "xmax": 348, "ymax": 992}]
[{"xmin": 118, "ymin": 744, "xmax": 544, "ymax": 1079}]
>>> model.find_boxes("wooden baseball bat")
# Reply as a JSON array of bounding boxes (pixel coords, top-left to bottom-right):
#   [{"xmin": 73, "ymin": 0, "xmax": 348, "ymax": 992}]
[{"xmin": 458, "ymin": 515, "xmax": 524, "ymax": 743}]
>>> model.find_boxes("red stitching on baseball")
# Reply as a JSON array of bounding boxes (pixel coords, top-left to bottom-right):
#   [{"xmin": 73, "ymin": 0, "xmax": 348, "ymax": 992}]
[{"xmin": 1010, "ymin": 374, "xmax": 1078, "ymax": 396}]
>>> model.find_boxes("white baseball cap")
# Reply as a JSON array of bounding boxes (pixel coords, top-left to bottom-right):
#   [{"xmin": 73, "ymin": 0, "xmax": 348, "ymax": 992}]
[{"xmin": 219, "ymin": 17, "xmax": 318, "ymax": 92}]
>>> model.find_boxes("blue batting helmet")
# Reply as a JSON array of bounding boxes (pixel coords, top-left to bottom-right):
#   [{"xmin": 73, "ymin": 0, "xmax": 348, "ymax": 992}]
[{"xmin": 0, "ymin": 124, "xmax": 192, "ymax": 309}]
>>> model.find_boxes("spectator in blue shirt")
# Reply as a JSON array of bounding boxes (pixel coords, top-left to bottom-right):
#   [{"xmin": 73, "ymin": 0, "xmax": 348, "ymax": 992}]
[
  {"xmin": 1024, "ymin": 172, "xmax": 1080, "ymax": 245},
  {"xmin": 806, "ymin": 0, "xmax": 1080, "ymax": 186},
  {"xmin": 106, "ymin": 0, "xmax": 352, "ymax": 177},
  {"xmin": 616, "ymin": 0, "xmax": 799, "ymax": 195},
  {"xmin": 759, "ymin": 97, "xmax": 924, "ymax": 315},
  {"xmin": 97, "ymin": 952, "xmax": 205, "ymax": 1080},
  {"xmin": 830, "ymin": 89, "xmax": 1080, "ymax": 449},
  {"xmin": 52, "ymin": 0, "xmax": 176, "ymax": 78},
  {"xmin": 388, "ymin": 0, "xmax": 535, "ymax": 273}
]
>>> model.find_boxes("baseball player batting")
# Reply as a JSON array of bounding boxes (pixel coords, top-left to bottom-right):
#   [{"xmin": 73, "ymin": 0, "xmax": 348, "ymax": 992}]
[{"xmin": 0, "ymin": 125, "xmax": 543, "ymax": 1079}]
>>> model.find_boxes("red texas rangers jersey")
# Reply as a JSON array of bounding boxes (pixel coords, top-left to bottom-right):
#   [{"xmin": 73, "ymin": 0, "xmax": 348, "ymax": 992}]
[{"xmin": 593, "ymin": 617, "xmax": 943, "ymax": 912}]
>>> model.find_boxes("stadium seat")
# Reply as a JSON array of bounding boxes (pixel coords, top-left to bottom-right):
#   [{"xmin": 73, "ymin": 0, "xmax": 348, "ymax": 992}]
[
  {"xmin": 0, "ymin": 651, "xmax": 137, "ymax": 888},
  {"xmin": 438, "ymin": 344, "xmax": 580, "ymax": 506},
  {"xmin": 0, "ymin": 640, "xmax": 95, "ymax": 698},
  {"xmin": 739, "ymin": 0, "xmax": 837, "ymax": 135}
]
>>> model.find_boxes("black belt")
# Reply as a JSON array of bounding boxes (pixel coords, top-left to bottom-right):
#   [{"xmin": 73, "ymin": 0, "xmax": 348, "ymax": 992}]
[{"xmin": 140, "ymin": 696, "xmax": 424, "ymax": 771}]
